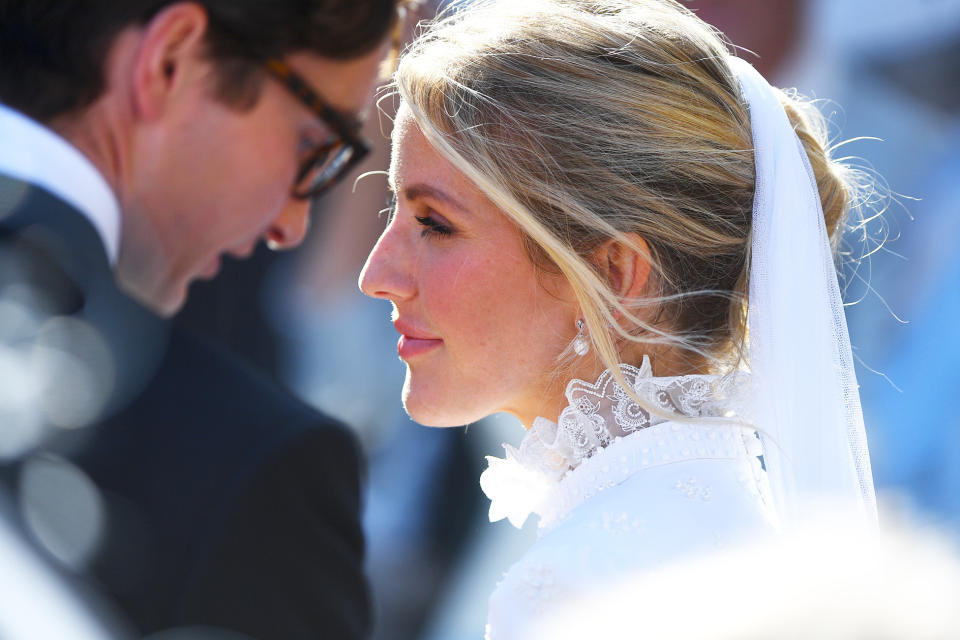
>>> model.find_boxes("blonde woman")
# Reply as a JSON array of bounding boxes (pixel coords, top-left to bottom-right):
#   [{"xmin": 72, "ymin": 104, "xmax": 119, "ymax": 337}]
[{"xmin": 359, "ymin": 0, "xmax": 878, "ymax": 636}]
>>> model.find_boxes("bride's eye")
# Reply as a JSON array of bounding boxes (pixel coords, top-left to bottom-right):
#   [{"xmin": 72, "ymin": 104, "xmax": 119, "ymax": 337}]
[{"xmin": 415, "ymin": 214, "xmax": 454, "ymax": 238}]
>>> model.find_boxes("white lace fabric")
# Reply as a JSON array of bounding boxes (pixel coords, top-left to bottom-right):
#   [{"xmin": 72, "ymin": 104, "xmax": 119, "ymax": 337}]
[{"xmin": 480, "ymin": 356, "xmax": 756, "ymax": 530}]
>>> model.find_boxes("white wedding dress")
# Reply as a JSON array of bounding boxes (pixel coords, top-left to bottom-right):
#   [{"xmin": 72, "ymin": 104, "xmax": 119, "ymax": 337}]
[{"xmin": 479, "ymin": 357, "xmax": 779, "ymax": 640}]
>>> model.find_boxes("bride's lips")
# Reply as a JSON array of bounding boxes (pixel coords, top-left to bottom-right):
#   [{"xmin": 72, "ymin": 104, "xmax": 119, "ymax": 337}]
[{"xmin": 394, "ymin": 320, "xmax": 442, "ymax": 359}]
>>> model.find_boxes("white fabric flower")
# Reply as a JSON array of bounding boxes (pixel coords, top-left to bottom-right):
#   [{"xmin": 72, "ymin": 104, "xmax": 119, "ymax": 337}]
[{"xmin": 480, "ymin": 444, "xmax": 554, "ymax": 528}]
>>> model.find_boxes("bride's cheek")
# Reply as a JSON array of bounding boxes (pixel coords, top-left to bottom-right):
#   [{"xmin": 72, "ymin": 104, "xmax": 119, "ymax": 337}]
[{"xmin": 431, "ymin": 252, "xmax": 480, "ymax": 298}]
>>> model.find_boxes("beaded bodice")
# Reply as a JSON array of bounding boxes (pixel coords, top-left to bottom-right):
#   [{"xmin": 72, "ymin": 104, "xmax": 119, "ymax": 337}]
[{"xmin": 479, "ymin": 356, "xmax": 755, "ymax": 530}]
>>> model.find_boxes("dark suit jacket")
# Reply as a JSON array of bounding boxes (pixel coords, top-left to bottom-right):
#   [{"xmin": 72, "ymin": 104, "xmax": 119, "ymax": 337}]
[{"xmin": 0, "ymin": 175, "xmax": 370, "ymax": 639}]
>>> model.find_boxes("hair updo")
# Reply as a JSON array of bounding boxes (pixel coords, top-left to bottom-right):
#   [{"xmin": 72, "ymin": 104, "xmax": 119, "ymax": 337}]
[{"xmin": 393, "ymin": 0, "xmax": 864, "ymax": 377}]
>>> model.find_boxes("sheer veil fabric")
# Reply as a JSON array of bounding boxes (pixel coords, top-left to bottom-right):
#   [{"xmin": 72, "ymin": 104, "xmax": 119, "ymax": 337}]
[{"xmin": 730, "ymin": 57, "xmax": 878, "ymax": 529}]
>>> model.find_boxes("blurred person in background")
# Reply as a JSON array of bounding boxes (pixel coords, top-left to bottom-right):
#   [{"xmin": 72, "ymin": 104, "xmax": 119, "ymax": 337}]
[
  {"xmin": 361, "ymin": 0, "xmax": 879, "ymax": 637},
  {"xmin": 0, "ymin": 0, "xmax": 401, "ymax": 638}
]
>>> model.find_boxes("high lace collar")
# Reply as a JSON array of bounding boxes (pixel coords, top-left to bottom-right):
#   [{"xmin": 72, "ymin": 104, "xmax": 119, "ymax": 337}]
[{"xmin": 480, "ymin": 356, "xmax": 752, "ymax": 529}]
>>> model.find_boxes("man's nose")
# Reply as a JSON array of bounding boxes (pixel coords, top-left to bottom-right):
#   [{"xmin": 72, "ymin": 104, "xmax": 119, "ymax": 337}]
[{"xmin": 266, "ymin": 197, "xmax": 311, "ymax": 250}]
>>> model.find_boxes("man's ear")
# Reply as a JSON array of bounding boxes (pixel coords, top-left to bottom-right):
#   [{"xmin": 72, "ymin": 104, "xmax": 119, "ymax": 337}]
[
  {"xmin": 131, "ymin": 3, "xmax": 210, "ymax": 120},
  {"xmin": 591, "ymin": 233, "xmax": 652, "ymax": 305}
]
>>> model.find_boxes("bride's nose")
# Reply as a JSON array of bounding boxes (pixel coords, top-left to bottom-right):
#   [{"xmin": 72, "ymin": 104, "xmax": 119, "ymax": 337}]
[{"xmin": 359, "ymin": 225, "xmax": 414, "ymax": 302}]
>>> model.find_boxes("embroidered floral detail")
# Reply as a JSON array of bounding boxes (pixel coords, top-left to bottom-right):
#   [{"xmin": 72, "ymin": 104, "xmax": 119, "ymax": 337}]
[
  {"xmin": 590, "ymin": 511, "xmax": 646, "ymax": 536},
  {"xmin": 674, "ymin": 476, "xmax": 713, "ymax": 501},
  {"xmin": 521, "ymin": 563, "xmax": 557, "ymax": 612}
]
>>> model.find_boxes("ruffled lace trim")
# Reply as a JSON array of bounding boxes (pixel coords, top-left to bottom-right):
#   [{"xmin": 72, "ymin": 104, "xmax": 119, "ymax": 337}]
[{"xmin": 480, "ymin": 356, "xmax": 753, "ymax": 529}]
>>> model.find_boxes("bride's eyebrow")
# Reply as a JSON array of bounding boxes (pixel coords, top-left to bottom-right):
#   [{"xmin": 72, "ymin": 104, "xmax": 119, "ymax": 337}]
[{"xmin": 403, "ymin": 183, "xmax": 470, "ymax": 215}]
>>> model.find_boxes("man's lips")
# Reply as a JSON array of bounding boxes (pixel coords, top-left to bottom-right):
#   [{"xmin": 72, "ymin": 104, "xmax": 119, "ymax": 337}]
[
  {"xmin": 197, "ymin": 239, "xmax": 258, "ymax": 283},
  {"xmin": 393, "ymin": 320, "xmax": 442, "ymax": 359},
  {"xmin": 227, "ymin": 240, "xmax": 258, "ymax": 260},
  {"xmin": 197, "ymin": 255, "xmax": 222, "ymax": 280}
]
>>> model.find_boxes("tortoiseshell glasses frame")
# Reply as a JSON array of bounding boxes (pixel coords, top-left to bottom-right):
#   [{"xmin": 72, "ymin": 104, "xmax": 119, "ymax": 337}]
[{"xmin": 264, "ymin": 59, "xmax": 371, "ymax": 199}]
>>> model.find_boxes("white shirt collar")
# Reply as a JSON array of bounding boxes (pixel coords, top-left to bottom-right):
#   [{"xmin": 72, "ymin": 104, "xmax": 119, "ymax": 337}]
[{"xmin": 0, "ymin": 103, "xmax": 121, "ymax": 265}]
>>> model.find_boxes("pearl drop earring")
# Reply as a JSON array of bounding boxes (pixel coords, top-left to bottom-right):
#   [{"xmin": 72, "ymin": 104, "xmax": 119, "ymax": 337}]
[{"xmin": 573, "ymin": 319, "xmax": 590, "ymax": 356}]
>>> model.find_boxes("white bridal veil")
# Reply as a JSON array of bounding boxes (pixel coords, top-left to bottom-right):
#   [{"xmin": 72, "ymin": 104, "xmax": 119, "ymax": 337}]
[{"xmin": 730, "ymin": 57, "xmax": 878, "ymax": 529}]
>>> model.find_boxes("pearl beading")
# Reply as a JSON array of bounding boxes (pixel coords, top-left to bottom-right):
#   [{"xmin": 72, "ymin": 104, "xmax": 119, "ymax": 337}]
[{"xmin": 538, "ymin": 420, "xmax": 760, "ymax": 533}]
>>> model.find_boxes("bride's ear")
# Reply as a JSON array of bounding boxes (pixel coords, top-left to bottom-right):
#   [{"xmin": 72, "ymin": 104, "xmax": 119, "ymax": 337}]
[{"xmin": 591, "ymin": 233, "xmax": 652, "ymax": 305}]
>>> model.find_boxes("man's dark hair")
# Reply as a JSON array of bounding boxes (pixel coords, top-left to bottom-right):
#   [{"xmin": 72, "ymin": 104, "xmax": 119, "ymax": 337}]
[{"xmin": 0, "ymin": 0, "xmax": 399, "ymax": 122}]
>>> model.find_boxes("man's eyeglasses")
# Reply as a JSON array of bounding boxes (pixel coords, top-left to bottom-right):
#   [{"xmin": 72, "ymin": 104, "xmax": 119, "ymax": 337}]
[{"xmin": 264, "ymin": 59, "xmax": 371, "ymax": 200}]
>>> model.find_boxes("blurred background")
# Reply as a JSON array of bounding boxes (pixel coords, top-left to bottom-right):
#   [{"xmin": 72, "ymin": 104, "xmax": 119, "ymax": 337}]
[{"xmin": 170, "ymin": 0, "xmax": 960, "ymax": 637}]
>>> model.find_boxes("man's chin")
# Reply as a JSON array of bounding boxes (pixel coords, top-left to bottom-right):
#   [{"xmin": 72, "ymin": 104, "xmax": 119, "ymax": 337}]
[
  {"xmin": 115, "ymin": 272, "xmax": 187, "ymax": 318},
  {"xmin": 152, "ymin": 289, "xmax": 187, "ymax": 317}
]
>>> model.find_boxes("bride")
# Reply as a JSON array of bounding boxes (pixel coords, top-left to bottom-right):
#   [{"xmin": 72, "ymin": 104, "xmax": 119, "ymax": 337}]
[{"xmin": 360, "ymin": 0, "xmax": 877, "ymax": 636}]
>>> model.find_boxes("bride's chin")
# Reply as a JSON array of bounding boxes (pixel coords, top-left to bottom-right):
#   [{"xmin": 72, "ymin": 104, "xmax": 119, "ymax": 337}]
[
  {"xmin": 401, "ymin": 373, "xmax": 489, "ymax": 427},
  {"xmin": 402, "ymin": 393, "xmax": 480, "ymax": 428},
  {"xmin": 402, "ymin": 403, "xmax": 473, "ymax": 428}
]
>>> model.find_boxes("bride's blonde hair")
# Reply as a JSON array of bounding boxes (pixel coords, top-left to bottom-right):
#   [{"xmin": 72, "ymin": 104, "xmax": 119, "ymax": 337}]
[{"xmin": 392, "ymin": 0, "xmax": 867, "ymax": 378}]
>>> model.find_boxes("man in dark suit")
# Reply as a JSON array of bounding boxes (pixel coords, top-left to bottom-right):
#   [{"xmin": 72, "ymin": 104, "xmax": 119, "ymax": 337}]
[{"xmin": 0, "ymin": 1, "xmax": 400, "ymax": 637}]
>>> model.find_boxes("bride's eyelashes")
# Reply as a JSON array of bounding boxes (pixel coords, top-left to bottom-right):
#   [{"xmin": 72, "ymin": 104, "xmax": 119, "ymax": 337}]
[
  {"xmin": 415, "ymin": 212, "xmax": 454, "ymax": 238},
  {"xmin": 381, "ymin": 187, "xmax": 455, "ymax": 237}
]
